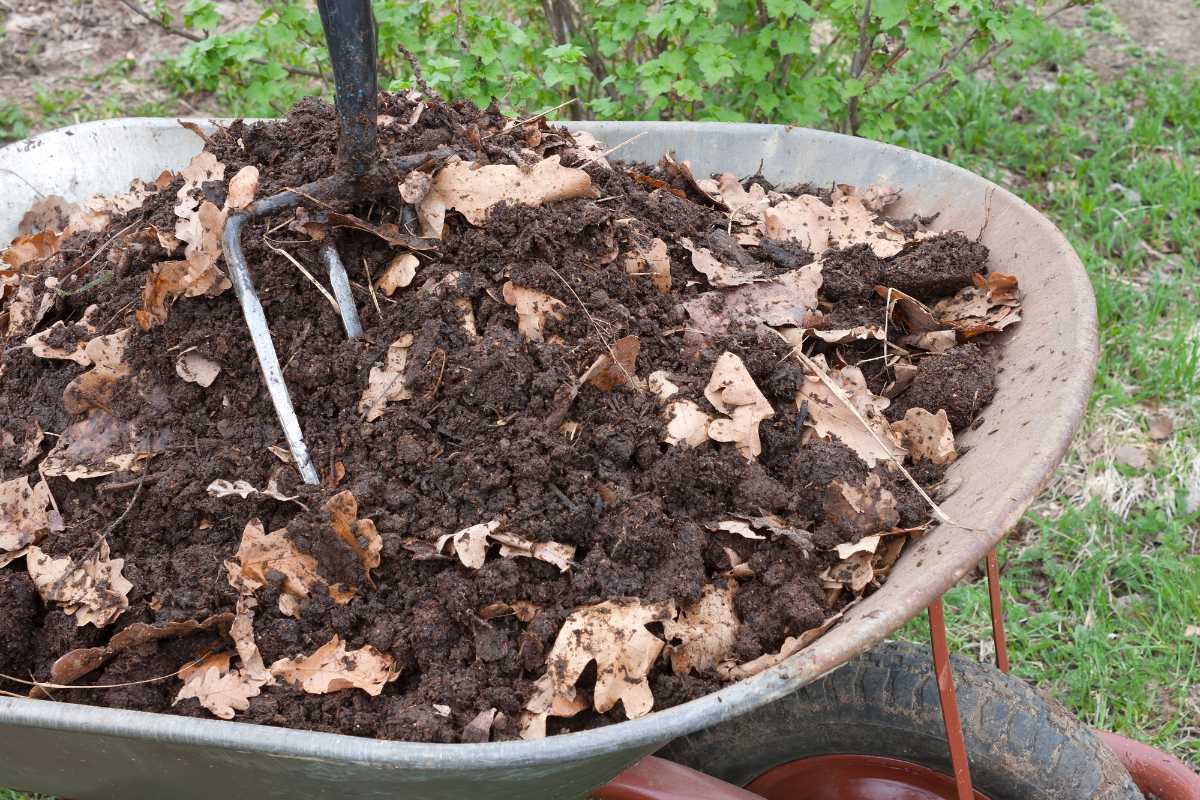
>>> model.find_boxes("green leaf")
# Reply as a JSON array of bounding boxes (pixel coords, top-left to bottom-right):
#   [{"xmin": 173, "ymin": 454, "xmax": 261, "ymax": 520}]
[
  {"xmin": 873, "ymin": 0, "xmax": 908, "ymax": 30},
  {"xmin": 182, "ymin": 0, "xmax": 221, "ymax": 32}
]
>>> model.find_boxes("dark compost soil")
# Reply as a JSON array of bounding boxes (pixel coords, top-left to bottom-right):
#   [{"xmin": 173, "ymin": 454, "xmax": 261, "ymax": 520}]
[{"xmin": 0, "ymin": 93, "xmax": 1003, "ymax": 743}]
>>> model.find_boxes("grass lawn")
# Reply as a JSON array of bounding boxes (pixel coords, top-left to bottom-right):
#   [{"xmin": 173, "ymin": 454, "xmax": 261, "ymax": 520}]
[{"xmin": 0, "ymin": 5, "xmax": 1196, "ymax": 797}]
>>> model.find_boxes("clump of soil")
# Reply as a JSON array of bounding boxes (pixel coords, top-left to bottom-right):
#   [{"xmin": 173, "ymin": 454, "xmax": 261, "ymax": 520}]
[{"xmin": 0, "ymin": 93, "xmax": 1019, "ymax": 743}]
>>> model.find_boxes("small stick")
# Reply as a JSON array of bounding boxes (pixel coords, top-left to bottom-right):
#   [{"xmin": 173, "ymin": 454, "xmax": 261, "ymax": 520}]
[
  {"xmin": 262, "ymin": 239, "xmax": 339, "ymax": 312},
  {"xmin": 361, "ymin": 256, "xmax": 382, "ymax": 319},
  {"xmin": 549, "ymin": 483, "xmax": 579, "ymax": 512},
  {"xmin": 547, "ymin": 266, "xmax": 639, "ymax": 392},
  {"xmin": 63, "ymin": 221, "xmax": 139, "ymax": 281}
]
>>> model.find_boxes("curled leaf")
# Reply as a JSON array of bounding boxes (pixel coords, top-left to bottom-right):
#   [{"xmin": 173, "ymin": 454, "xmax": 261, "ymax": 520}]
[
  {"xmin": 270, "ymin": 635, "xmax": 398, "ymax": 696},
  {"xmin": 704, "ymin": 352, "xmax": 774, "ymax": 460},
  {"xmin": 580, "ymin": 335, "xmax": 639, "ymax": 392},
  {"xmin": 796, "ymin": 357, "xmax": 905, "ymax": 468},
  {"xmin": 377, "ymin": 253, "xmax": 420, "ymax": 295},
  {"xmin": 663, "ymin": 583, "xmax": 739, "ymax": 676},
  {"xmin": 501, "ymin": 282, "xmax": 566, "ymax": 342},
  {"xmin": 26, "ymin": 540, "xmax": 133, "ymax": 627},
  {"xmin": 891, "ymin": 408, "xmax": 957, "ymax": 465},
  {"xmin": 359, "ymin": 333, "xmax": 414, "ymax": 421},
  {"xmin": 823, "ymin": 474, "xmax": 900, "ymax": 537},
  {"xmin": 0, "ymin": 476, "xmax": 59, "ymax": 560},
  {"xmin": 680, "ymin": 237, "xmax": 760, "ymax": 287}
]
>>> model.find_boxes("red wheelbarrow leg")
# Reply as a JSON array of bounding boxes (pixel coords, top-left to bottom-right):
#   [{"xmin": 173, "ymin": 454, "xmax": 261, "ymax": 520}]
[
  {"xmin": 1093, "ymin": 730, "xmax": 1200, "ymax": 800},
  {"xmin": 593, "ymin": 755, "xmax": 765, "ymax": 800},
  {"xmin": 928, "ymin": 598, "xmax": 976, "ymax": 800},
  {"xmin": 984, "ymin": 549, "xmax": 1010, "ymax": 673}
]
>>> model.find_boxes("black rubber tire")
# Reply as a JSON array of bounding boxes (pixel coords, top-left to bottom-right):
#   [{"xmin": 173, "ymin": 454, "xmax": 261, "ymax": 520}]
[{"xmin": 659, "ymin": 641, "xmax": 1142, "ymax": 800}]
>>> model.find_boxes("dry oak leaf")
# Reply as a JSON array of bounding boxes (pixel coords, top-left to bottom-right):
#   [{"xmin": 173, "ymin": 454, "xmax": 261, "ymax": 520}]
[
  {"xmin": 648, "ymin": 370, "xmax": 681, "ymax": 402},
  {"xmin": 704, "ymin": 352, "xmax": 774, "ymax": 460},
  {"xmin": 63, "ymin": 329, "xmax": 133, "ymax": 415},
  {"xmin": 875, "ymin": 285, "xmax": 945, "ymax": 335},
  {"xmin": 820, "ymin": 551, "xmax": 875, "ymax": 594},
  {"xmin": 823, "ymin": 474, "xmax": 900, "ymax": 537},
  {"xmin": 932, "ymin": 272, "xmax": 1022, "ymax": 336},
  {"xmin": 174, "ymin": 655, "xmax": 263, "ymax": 720},
  {"xmin": 325, "ymin": 490, "xmax": 383, "ymax": 578},
  {"xmin": 0, "ymin": 476, "xmax": 59, "ymax": 560},
  {"xmin": 707, "ymin": 519, "xmax": 766, "ymax": 540},
  {"xmin": 85, "ymin": 170, "xmax": 173, "ymax": 217},
  {"xmin": 765, "ymin": 194, "xmax": 908, "ymax": 257},
  {"xmin": 436, "ymin": 520, "xmax": 500, "ymax": 569},
  {"xmin": 679, "ymin": 237, "xmax": 760, "ymax": 287},
  {"xmin": 1, "ymin": 229, "xmax": 63, "ymax": 269},
  {"xmin": 623, "ymin": 237, "xmax": 672, "ymax": 294},
  {"xmin": 225, "ymin": 165, "xmax": 260, "ymax": 210},
  {"xmin": 796, "ymin": 358, "xmax": 905, "ymax": 468},
  {"xmin": 24, "ymin": 305, "xmax": 100, "ymax": 364},
  {"xmin": 832, "ymin": 183, "xmax": 902, "ymax": 214},
  {"xmin": 684, "ymin": 263, "xmax": 822, "ymax": 336},
  {"xmin": 525, "ymin": 598, "xmax": 676, "ymax": 726},
  {"xmin": 175, "ymin": 348, "xmax": 221, "ymax": 387},
  {"xmin": 418, "ymin": 156, "xmax": 596, "ymax": 238},
  {"xmin": 26, "ymin": 539, "xmax": 133, "ymax": 627},
  {"xmin": 376, "ymin": 253, "xmax": 420, "ymax": 295},
  {"xmin": 359, "ymin": 333, "xmax": 414, "ymax": 421},
  {"xmin": 662, "ymin": 400, "xmax": 712, "ymax": 448},
  {"xmin": 40, "ymin": 410, "xmax": 157, "ymax": 481},
  {"xmin": 899, "ymin": 330, "xmax": 957, "ymax": 353},
  {"xmin": 136, "ymin": 252, "xmax": 232, "ymax": 330},
  {"xmin": 891, "ymin": 408, "xmax": 957, "ymax": 466},
  {"xmin": 716, "ymin": 173, "xmax": 771, "ymax": 225},
  {"xmin": 663, "ymin": 583, "xmax": 739, "ymax": 676},
  {"xmin": 270, "ymin": 635, "xmax": 399, "ymax": 696},
  {"xmin": 225, "ymin": 518, "xmax": 322, "ymax": 618},
  {"xmin": 806, "ymin": 324, "xmax": 885, "ymax": 344},
  {"xmin": 580, "ymin": 335, "xmax": 640, "ymax": 392},
  {"xmin": 501, "ymin": 282, "xmax": 566, "ymax": 342},
  {"xmin": 463, "ymin": 708, "xmax": 499, "ymax": 743}
]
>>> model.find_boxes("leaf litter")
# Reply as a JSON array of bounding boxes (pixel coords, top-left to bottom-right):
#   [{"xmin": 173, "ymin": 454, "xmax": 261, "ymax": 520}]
[{"xmin": 0, "ymin": 93, "xmax": 1019, "ymax": 742}]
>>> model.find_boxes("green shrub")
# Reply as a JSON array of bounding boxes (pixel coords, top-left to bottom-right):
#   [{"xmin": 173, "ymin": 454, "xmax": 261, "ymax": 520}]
[{"xmin": 164, "ymin": 0, "xmax": 1080, "ymax": 137}]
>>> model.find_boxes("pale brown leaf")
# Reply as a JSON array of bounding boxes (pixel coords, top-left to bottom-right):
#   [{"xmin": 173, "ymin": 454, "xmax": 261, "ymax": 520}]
[
  {"xmin": 175, "ymin": 348, "xmax": 221, "ymax": 387},
  {"xmin": 824, "ymin": 474, "xmax": 900, "ymax": 537},
  {"xmin": 796, "ymin": 357, "xmax": 905, "ymax": 467},
  {"xmin": 623, "ymin": 237, "xmax": 671, "ymax": 294},
  {"xmin": 684, "ymin": 263, "xmax": 822, "ymax": 336},
  {"xmin": 663, "ymin": 583, "xmax": 739, "ymax": 676},
  {"xmin": 891, "ymin": 408, "xmax": 957, "ymax": 465},
  {"xmin": 679, "ymin": 237, "xmax": 760, "ymax": 287},
  {"xmin": 225, "ymin": 519, "xmax": 322, "ymax": 617},
  {"xmin": 26, "ymin": 539, "xmax": 133, "ymax": 627},
  {"xmin": 225, "ymin": 165, "xmax": 260, "ymax": 210},
  {"xmin": 580, "ymin": 335, "xmax": 639, "ymax": 392},
  {"xmin": 462, "ymin": 708, "xmax": 498, "ymax": 743},
  {"xmin": 765, "ymin": 194, "xmax": 908, "ymax": 257},
  {"xmin": 704, "ymin": 352, "xmax": 774, "ymax": 460},
  {"xmin": 662, "ymin": 400, "xmax": 711, "ymax": 448},
  {"xmin": 270, "ymin": 635, "xmax": 398, "ymax": 696},
  {"xmin": 501, "ymin": 282, "xmax": 565, "ymax": 342},
  {"xmin": 325, "ymin": 490, "xmax": 383, "ymax": 578},
  {"xmin": 359, "ymin": 333, "xmax": 414, "ymax": 421},
  {"xmin": 376, "ymin": 253, "xmax": 420, "ymax": 296},
  {"xmin": 436, "ymin": 520, "xmax": 500, "ymax": 569},
  {"xmin": 717, "ymin": 606, "xmax": 852, "ymax": 680},
  {"xmin": 0, "ymin": 475, "xmax": 58, "ymax": 558},
  {"xmin": 40, "ymin": 410, "xmax": 156, "ymax": 481}
]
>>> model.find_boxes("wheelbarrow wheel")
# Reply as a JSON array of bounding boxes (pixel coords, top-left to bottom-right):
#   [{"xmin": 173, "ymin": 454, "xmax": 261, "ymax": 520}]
[{"xmin": 658, "ymin": 641, "xmax": 1142, "ymax": 800}]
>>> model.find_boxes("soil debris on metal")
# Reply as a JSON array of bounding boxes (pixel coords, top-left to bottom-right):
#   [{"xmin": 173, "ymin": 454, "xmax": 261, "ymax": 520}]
[{"xmin": 0, "ymin": 93, "xmax": 1018, "ymax": 742}]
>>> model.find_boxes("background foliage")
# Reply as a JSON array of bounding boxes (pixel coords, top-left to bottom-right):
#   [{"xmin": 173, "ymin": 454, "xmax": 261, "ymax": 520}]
[{"xmin": 162, "ymin": 0, "xmax": 1070, "ymax": 139}]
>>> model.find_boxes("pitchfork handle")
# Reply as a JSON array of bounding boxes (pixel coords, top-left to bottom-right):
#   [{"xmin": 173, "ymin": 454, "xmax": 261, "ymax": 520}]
[{"xmin": 317, "ymin": 0, "xmax": 379, "ymax": 180}]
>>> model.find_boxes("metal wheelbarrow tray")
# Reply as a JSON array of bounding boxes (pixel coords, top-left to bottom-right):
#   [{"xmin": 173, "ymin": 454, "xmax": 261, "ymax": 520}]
[{"xmin": 0, "ymin": 118, "xmax": 1097, "ymax": 800}]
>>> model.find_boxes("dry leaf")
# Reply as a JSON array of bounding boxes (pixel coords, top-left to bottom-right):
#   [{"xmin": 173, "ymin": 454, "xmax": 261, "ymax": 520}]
[
  {"xmin": 891, "ymin": 408, "xmax": 957, "ymax": 465},
  {"xmin": 721, "ymin": 547, "xmax": 754, "ymax": 579},
  {"xmin": 376, "ymin": 253, "xmax": 420, "ymax": 295},
  {"xmin": 580, "ymin": 336, "xmax": 640, "ymax": 392},
  {"xmin": 479, "ymin": 600, "xmax": 539, "ymax": 622},
  {"xmin": 623, "ymin": 237, "xmax": 671, "ymax": 294},
  {"xmin": 717, "ymin": 607, "xmax": 851, "ymax": 680},
  {"xmin": 63, "ymin": 329, "xmax": 132, "ymax": 414},
  {"xmin": 765, "ymin": 194, "xmax": 907, "ymax": 257},
  {"xmin": 807, "ymin": 325, "xmax": 885, "ymax": 344},
  {"xmin": 2, "ymin": 229, "xmax": 63, "ymax": 269},
  {"xmin": 708, "ymin": 520, "xmax": 766, "ymax": 540},
  {"xmin": 704, "ymin": 352, "xmax": 774, "ymax": 460},
  {"xmin": 1148, "ymin": 414, "xmax": 1174, "ymax": 442},
  {"xmin": 900, "ymin": 330, "xmax": 957, "ymax": 353},
  {"xmin": 26, "ymin": 539, "xmax": 133, "ymax": 627},
  {"xmin": 0, "ymin": 476, "xmax": 58, "ymax": 559},
  {"xmin": 399, "ymin": 170, "xmax": 433, "ymax": 204},
  {"xmin": 40, "ymin": 410, "xmax": 156, "ymax": 481},
  {"xmin": 796, "ymin": 357, "xmax": 905, "ymax": 468},
  {"xmin": 419, "ymin": 156, "xmax": 596, "ymax": 237},
  {"xmin": 136, "ymin": 256, "xmax": 232, "ymax": 330},
  {"xmin": 679, "ymin": 238, "xmax": 760, "ymax": 287},
  {"xmin": 824, "ymin": 475, "xmax": 900, "ymax": 536},
  {"xmin": 436, "ymin": 520, "xmax": 501, "ymax": 569},
  {"xmin": 662, "ymin": 400, "xmax": 712, "ymax": 448},
  {"xmin": 174, "ymin": 656, "xmax": 264, "ymax": 720},
  {"xmin": 684, "ymin": 263, "xmax": 822, "ymax": 336},
  {"xmin": 25, "ymin": 311, "xmax": 98, "ymax": 364},
  {"xmin": 225, "ymin": 165, "xmax": 260, "ymax": 210},
  {"xmin": 648, "ymin": 370, "xmax": 680, "ymax": 401},
  {"xmin": 931, "ymin": 272, "xmax": 1022, "ymax": 336},
  {"xmin": 490, "ymin": 530, "xmax": 576, "ymax": 573},
  {"xmin": 821, "ymin": 551, "xmax": 875, "ymax": 594},
  {"xmin": 662, "ymin": 153, "xmax": 727, "ymax": 210},
  {"xmin": 270, "ymin": 635, "xmax": 398, "ymax": 696},
  {"xmin": 716, "ymin": 174, "xmax": 770, "ymax": 225},
  {"xmin": 225, "ymin": 519, "xmax": 322, "ymax": 617},
  {"xmin": 663, "ymin": 583, "xmax": 739, "ymax": 676},
  {"xmin": 463, "ymin": 708, "xmax": 498, "ymax": 743},
  {"xmin": 501, "ymin": 282, "xmax": 566, "ymax": 342},
  {"xmin": 325, "ymin": 490, "xmax": 383, "ymax": 578},
  {"xmin": 1114, "ymin": 445, "xmax": 1149, "ymax": 471},
  {"xmin": 525, "ymin": 598, "xmax": 675, "ymax": 726},
  {"xmin": 359, "ymin": 333, "xmax": 414, "ymax": 421},
  {"xmin": 175, "ymin": 348, "xmax": 221, "ymax": 387},
  {"xmin": 875, "ymin": 285, "xmax": 945, "ymax": 335},
  {"xmin": 834, "ymin": 534, "xmax": 882, "ymax": 559},
  {"xmin": 206, "ymin": 479, "xmax": 304, "ymax": 507}
]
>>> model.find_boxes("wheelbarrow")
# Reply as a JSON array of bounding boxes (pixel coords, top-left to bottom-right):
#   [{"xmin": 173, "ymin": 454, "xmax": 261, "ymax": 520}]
[{"xmin": 1, "ymin": 3, "xmax": 1196, "ymax": 799}]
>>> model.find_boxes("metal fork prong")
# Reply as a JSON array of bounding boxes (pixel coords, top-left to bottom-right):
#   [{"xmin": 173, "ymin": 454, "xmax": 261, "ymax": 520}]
[
  {"xmin": 224, "ymin": 199, "xmax": 322, "ymax": 485},
  {"xmin": 320, "ymin": 240, "xmax": 364, "ymax": 338}
]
